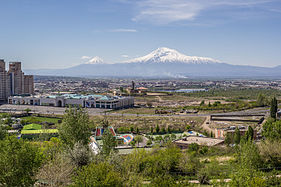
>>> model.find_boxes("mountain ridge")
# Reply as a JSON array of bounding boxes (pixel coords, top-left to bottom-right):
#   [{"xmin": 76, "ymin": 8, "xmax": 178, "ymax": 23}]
[{"xmin": 24, "ymin": 47, "xmax": 281, "ymax": 78}]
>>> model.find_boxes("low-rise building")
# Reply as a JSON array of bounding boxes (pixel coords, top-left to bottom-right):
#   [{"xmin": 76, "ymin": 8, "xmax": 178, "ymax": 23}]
[
  {"xmin": 174, "ymin": 136, "xmax": 224, "ymax": 149},
  {"xmin": 8, "ymin": 94, "xmax": 134, "ymax": 109}
]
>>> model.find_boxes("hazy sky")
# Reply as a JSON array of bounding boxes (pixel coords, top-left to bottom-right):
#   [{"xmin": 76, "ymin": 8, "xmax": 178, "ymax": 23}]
[{"xmin": 1, "ymin": 0, "xmax": 281, "ymax": 69}]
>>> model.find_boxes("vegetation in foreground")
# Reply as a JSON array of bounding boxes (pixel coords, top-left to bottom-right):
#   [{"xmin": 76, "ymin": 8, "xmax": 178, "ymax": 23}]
[{"xmin": 0, "ymin": 107, "xmax": 280, "ymax": 186}]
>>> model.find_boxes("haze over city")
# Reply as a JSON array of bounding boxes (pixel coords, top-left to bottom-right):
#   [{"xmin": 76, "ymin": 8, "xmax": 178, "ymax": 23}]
[{"xmin": 1, "ymin": 0, "xmax": 281, "ymax": 69}]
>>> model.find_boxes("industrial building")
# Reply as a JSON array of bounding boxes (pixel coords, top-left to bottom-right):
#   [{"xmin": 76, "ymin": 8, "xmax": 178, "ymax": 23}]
[
  {"xmin": 8, "ymin": 94, "xmax": 134, "ymax": 109},
  {"xmin": 0, "ymin": 60, "xmax": 34, "ymax": 101}
]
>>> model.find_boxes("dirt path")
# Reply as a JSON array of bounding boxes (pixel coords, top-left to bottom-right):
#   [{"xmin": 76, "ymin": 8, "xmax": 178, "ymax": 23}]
[{"xmin": 201, "ymin": 116, "xmax": 215, "ymax": 134}]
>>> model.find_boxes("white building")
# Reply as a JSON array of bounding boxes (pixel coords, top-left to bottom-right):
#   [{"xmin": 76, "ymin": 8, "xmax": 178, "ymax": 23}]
[{"xmin": 8, "ymin": 94, "xmax": 134, "ymax": 109}]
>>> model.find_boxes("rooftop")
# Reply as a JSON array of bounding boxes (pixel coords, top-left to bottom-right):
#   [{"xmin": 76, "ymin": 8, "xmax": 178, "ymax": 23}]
[{"xmin": 174, "ymin": 136, "xmax": 224, "ymax": 146}]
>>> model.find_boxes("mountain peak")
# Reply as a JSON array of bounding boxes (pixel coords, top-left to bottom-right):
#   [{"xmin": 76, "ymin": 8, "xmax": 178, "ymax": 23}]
[
  {"xmin": 85, "ymin": 56, "xmax": 104, "ymax": 64},
  {"xmin": 125, "ymin": 47, "xmax": 220, "ymax": 64}
]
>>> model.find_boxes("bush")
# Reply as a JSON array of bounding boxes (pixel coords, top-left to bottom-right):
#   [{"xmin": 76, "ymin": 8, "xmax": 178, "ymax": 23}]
[
  {"xmin": 73, "ymin": 162, "xmax": 123, "ymax": 186},
  {"xmin": 0, "ymin": 137, "xmax": 43, "ymax": 186}
]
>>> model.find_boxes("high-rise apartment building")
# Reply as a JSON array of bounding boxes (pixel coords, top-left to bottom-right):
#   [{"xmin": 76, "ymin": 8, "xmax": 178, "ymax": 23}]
[
  {"xmin": 24, "ymin": 75, "xmax": 34, "ymax": 94},
  {"xmin": 0, "ymin": 60, "xmax": 34, "ymax": 101},
  {"xmin": 8, "ymin": 62, "xmax": 25, "ymax": 95}
]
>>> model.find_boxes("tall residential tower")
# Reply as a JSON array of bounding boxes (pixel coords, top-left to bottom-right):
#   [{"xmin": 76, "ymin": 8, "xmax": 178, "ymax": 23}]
[{"xmin": 0, "ymin": 60, "xmax": 34, "ymax": 101}]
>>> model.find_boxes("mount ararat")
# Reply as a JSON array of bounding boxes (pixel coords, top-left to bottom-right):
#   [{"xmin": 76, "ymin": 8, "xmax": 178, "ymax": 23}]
[{"xmin": 25, "ymin": 47, "xmax": 280, "ymax": 78}]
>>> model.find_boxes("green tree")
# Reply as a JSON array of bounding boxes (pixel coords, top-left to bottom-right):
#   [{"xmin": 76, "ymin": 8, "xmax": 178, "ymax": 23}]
[
  {"xmin": 73, "ymin": 162, "xmax": 123, "ymax": 186},
  {"xmin": 58, "ymin": 107, "xmax": 91, "ymax": 149},
  {"xmin": 161, "ymin": 127, "xmax": 166, "ymax": 134},
  {"xmin": 134, "ymin": 135, "xmax": 143, "ymax": 147},
  {"xmin": 168, "ymin": 126, "xmax": 172, "ymax": 134},
  {"xmin": 200, "ymin": 100, "xmax": 205, "ymax": 106},
  {"xmin": 247, "ymin": 126, "xmax": 254, "ymax": 141},
  {"xmin": 256, "ymin": 93, "xmax": 267, "ymax": 107},
  {"xmin": 136, "ymin": 127, "xmax": 140, "ymax": 134},
  {"xmin": 24, "ymin": 108, "xmax": 32, "ymax": 115},
  {"xmin": 188, "ymin": 143, "xmax": 199, "ymax": 152},
  {"xmin": 150, "ymin": 126, "xmax": 154, "ymax": 134},
  {"xmin": 262, "ymin": 119, "xmax": 281, "ymax": 140},
  {"xmin": 234, "ymin": 127, "xmax": 241, "ymax": 145},
  {"xmin": 0, "ymin": 137, "xmax": 43, "ymax": 186},
  {"xmin": 270, "ymin": 97, "xmax": 278, "ymax": 119},
  {"xmin": 225, "ymin": 133, "xmax": 232, "ymax": 146},
  {"xmin": 102, "ymin": 129, "xmax": 117, "ymax": 157},
  {"xmin": 156, "ymin": 124, "xmax": 160, "ymax": 134},
  {"xmin": 130, "ymin": 126, "xmax": 134, "ymax": 133}
]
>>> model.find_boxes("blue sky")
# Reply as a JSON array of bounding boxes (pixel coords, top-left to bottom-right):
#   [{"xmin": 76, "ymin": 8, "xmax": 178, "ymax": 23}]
[{"xmin": 0, "ymin": 0, "xmax": 281, "ymax": 69}]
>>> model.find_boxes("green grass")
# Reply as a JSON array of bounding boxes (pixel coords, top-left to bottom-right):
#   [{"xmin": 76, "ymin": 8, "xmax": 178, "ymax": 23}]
[
  {"xmin": 23, "ymin": 123, "xmax": 42, "ymax": 130},
  {"xmin": 21, "ymin": 129, "xmax": 58, "ymax": 134},
  {"xmin": 21, "ymin": 116, "xmax": 60, "ymax": 124}
]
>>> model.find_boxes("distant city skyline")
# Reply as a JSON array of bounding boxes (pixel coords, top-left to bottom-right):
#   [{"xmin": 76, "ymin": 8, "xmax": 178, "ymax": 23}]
[{"xmin": 1, "ymin": 0, "xmax": 281, "ymax": 69}]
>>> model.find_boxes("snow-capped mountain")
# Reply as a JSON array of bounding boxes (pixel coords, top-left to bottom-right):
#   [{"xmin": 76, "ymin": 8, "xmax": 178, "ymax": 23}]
[
  {"xmin": 26, "ymin": 47, "xmax": 281, "ymax": 78},
  {"xmin": 85, "ymin": 56, "xmax": 104, "ymax": 64},
  {"xmin": 126, "ymin": 47, "xmax": 220, "ymax": 64}
]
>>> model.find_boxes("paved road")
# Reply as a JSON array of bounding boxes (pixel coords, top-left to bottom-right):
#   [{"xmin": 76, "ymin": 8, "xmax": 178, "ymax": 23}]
[{"xmin": 0, "ymin": 104, "xmax": 269, "ymax": 117}]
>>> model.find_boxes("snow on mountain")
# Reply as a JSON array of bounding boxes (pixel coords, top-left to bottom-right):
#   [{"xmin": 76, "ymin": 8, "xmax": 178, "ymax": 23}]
[
  {"xmin": 85, "ymin": 56, "xmax": 104, "ymax": 64},
  {"xmin": 125, "ymin": 47, "xmax": 220, "ymax": 64}
]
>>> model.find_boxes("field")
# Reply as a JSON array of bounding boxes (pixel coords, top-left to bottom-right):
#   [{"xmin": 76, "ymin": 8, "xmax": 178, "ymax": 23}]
[
  {"xmin": 90, "ymin": 115, "xmax": 206, "ymax": 134},
  {"xmin": 20, "ymin": 116, "xmax": 61, "ymax": 124}
]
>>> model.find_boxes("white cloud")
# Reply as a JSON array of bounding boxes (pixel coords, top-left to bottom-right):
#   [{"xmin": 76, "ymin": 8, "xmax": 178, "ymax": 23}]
[
  {"xmin": 110, "ymin": 28, "xmax": 137, "ymax": 32},
  {"xmin": 121, "ymin": 54, "xmax": 129, "ymax": 58},
  {"xmin": 130, "ymin": 0, "xmax": 277, "ymax": 24},
  {"xmin": 81, "ymin": 56, "xmax": 91, "ymax": 60}
]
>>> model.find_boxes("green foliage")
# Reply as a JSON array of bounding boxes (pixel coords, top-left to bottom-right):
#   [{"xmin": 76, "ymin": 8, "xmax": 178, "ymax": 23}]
[
  {"xmin": 102, "ymin": 129, "xmax": 117, "ymax": 157},
  {"xmin": 117, "ymin": 126, "xmax": 130, "ymax": 133},
  {"xmin": 134, "ymin": 135, "xmax": 143, "ymax": 146},
  {"xmin": 156, "ymin": 124, "xmax": 160, "ymax": 133},
  {"xmin": 40, "ymin": 137, "xmax": 63, "ymax": 161},
  {"xmin": 225, "ymin": 132, "xmax": 232, "ymax": 145},
  {"xmin": 234, "ymin": 127, "xmax": 241, "ymax": 145},
  {"xmin": 73, "ymin": 162, "xmax": 123, "ymax": 186},
  {"xmin": 237, "ymin": 140, "xmax": 263, "ymax": 170},
  {"xmin": 262, "ymin": 119, "xmax": 281, "ymax": 140},
  {"xmin": 0, "ymin": 137, "xmax": 43, "ymax": 186},
  {"xmin": 259, "ymin": 140, "xmax": 281, "ymax": 168},
  {"xmin": 67, "ymin": 141, "xmax": 92, "ymax": 167},
  {"xmin": 147, "ymin": 139, "xmax": 152, "ymax": 146},
  {"xmin": 171, "ymin": 133, "xmax": 176, "ymax": 141},
  {"xmin": 161, "ymin": 127, "xmax": 166, "ymax": 134},
  {"xmin": 231, "ymin": 168, "xmax": 266, "ymax": 187},
  {"xmin": 257, "ymin": 93, "xmax": 267, "ymax": 107},
  {"xmin": 168, "ymin": 126, "xmax": 172, "ymax": 133},
  {"xmin": 188, "ymin": 143, "xmax": 199, "ymax": 152},
  {"xmin": 130, "ymin": 126, "xmax": 134, "ymax": 133},
  {"xmin": 58, "ymin": 107, "xmax": 91, "ymax": 149},
  {"xmin": 0, "ymin": 126, "xmax": 7, "ymax": 140},
  {"xmin": 247, "ymin": 126, "xmax": 254, "ymax": 141},
  {"xmin": 178, "ymin": 152, "xmax": 201, "ymax": 175},
  {"xmin": 24, "ymin": 108, "xmax": 32, "ymax": 114},
  {"xmin": 270, "ymin": 97, "xmax": 278, "ymax": 119}
]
